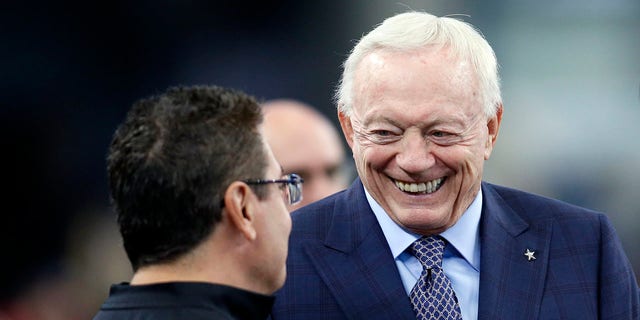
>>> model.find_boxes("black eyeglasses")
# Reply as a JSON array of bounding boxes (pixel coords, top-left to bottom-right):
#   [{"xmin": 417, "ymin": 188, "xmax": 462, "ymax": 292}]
[{"xmin": 244, "ymin": 173, "xmax": 304, "ymax": 205}]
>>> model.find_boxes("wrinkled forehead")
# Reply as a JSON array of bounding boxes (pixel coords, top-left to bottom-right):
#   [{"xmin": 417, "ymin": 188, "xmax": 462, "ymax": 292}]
[
  {"xmin": 351, "ymin": 48, "xmax": 481, "ymax": 119},
  {"xmin": 355, "ymin": 45, "xmax": 469, "ymax": 78}
]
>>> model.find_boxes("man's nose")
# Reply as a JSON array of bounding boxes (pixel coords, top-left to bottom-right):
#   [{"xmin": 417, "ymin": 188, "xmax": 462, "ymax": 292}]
[{"xmin": 395, "ymin": 130, "xmax": 436, "ymax": 173}]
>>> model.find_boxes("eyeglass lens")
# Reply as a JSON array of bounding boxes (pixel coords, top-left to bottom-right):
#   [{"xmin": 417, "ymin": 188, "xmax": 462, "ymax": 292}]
[{"xmin": 286, "ymin": 174, "xmax": 303, "ymax": 205}]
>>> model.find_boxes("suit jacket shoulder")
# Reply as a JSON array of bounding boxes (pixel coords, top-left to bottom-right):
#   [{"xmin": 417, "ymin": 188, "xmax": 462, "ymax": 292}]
[{"xmin": 479, "ymin": 182, "xmax": 640, "ymax": 319}]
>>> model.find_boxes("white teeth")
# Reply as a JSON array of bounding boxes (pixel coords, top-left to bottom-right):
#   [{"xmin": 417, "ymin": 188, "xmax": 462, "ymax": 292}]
[{"xmin": 395, "ymin": 178, "xmax": 443, "ymax": 194}]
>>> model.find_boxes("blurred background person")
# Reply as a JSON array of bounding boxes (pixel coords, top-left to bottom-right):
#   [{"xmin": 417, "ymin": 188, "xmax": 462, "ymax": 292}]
[{"xmin": 262, "ymin": 99, "xmax": 352, "ymax": 210}]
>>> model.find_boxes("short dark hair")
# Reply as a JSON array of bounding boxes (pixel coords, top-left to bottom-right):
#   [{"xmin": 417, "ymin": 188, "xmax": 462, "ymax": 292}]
[{"xmin": 107, "ymin": 85, "xmax": 267, "ymax": 271}]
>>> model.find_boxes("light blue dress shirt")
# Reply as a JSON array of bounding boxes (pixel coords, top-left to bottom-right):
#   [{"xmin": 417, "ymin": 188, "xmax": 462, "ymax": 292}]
[{"xmin": 366, "ymin": 189, "xmax": 482, "ymax": 320}]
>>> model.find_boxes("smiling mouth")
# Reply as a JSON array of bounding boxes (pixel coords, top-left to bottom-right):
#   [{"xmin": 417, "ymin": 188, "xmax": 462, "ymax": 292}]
[{"xmin": 394, "ymin": 177, "xmax": 445, "ymax": 194}]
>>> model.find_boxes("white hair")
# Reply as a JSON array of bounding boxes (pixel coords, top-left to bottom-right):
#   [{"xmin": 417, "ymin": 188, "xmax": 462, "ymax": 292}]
[{"xmin": 335, "ymin": 11, "xmax": 501, "ymax": 117}]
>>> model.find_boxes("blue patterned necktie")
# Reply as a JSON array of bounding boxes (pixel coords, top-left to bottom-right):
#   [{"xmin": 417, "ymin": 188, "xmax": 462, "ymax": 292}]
[{"xmin": 409, "ymin": 236, "xmax": 462, "ymax": 320}]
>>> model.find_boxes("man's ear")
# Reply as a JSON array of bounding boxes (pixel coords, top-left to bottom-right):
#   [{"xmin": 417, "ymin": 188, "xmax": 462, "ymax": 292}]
[
  {"xmin": 223, "ymin": 181, "xmax": 257, "ymax": 241},
  {"xmin": 338, "ymin": 109, "xmax": 355, "ymax": 149},
  {"xmin": 484, "ymin": 103, "xmax": 503, "ymax": 160}
]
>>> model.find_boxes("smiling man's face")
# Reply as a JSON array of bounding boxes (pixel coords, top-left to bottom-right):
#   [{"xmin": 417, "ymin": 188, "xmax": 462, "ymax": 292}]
[{"xmin": 339, "ymin": 46, "xmax": 501, "ymax": 235}]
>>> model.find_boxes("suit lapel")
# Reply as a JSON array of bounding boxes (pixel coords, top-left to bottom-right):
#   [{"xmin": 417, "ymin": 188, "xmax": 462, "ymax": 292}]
[
  {"xmin": 302, "ymin": 180, "xmax": 415, "ymax": 320},
  {"xmin": 478, "ymin": 183, "xmax": 552, "ymax": 319}
]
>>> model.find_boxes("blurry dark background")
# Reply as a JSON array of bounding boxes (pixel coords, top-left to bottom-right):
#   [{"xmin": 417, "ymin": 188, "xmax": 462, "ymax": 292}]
[{"xmin": 2, "ymin": 1, "xmax": 638, "ymax": 319}]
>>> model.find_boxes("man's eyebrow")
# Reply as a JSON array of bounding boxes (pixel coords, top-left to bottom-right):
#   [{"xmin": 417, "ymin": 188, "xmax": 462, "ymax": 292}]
[{"xmin": 361, "ymin": 115, "xmax": 402, "ymax": 128}]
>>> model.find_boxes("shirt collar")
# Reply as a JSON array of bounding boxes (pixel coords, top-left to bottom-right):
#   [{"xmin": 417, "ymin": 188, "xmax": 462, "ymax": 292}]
[{"xmin": 366, "ymin": 188, "xmax": 482, "ymax": 271}]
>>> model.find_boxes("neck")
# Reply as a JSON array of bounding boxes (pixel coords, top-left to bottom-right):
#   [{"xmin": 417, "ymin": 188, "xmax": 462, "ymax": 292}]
[{"xmin": 129, "ymin": 230, "xmax": 274, "ymax": 295}]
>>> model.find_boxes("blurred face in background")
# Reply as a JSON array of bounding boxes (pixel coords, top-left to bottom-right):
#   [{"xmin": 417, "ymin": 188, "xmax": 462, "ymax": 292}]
[
  {"xmin": 263, "ymin": 100, "xmax": 350, "ymax": 211},
  {"xmin": 339, "ymin": 46, "xmax": 501, "ymax": 235}
]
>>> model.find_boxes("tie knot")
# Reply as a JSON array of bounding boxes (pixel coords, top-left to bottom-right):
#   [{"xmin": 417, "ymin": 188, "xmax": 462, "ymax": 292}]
[{"xmin": 410, "ymin": 236, "xmax": 445, "ymax": 269}]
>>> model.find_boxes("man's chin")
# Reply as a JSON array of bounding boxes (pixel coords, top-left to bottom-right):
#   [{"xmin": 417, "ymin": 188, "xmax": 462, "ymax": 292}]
[{"xmin": 392, "ymin": 209, "xmax": 453, "ymax": 234}]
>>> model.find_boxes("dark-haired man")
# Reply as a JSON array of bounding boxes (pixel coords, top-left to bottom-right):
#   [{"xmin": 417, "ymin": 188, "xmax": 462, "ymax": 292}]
[{"xmin": 94, "ymin": 85, "xmax": 302, "ymax": 320}]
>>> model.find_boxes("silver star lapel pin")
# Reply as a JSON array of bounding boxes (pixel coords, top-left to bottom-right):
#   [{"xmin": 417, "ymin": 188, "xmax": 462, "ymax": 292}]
[{"xmin": 524, "ymin": 249, "xmax": 536, "ymax": 261}]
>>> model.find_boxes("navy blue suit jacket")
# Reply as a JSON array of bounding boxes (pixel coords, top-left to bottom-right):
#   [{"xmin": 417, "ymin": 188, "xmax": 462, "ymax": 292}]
[{"xmin": 271, "ymin": 179, "xmax": 639, "ymax": 319}]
